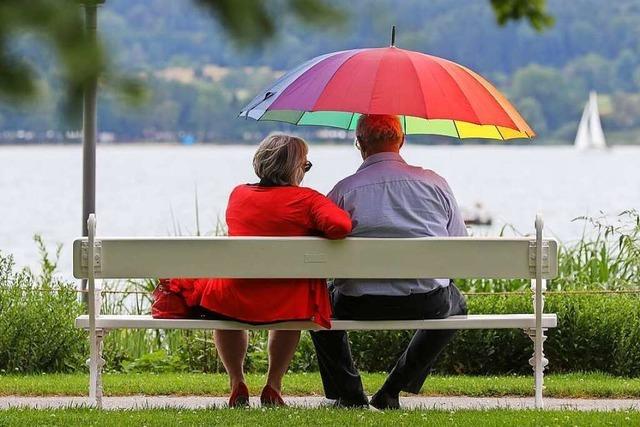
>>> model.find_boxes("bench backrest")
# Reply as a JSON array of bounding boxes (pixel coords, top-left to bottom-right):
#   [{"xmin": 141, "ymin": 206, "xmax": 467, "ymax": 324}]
[{"xmin": 73, "ymin": 236, "xmax": 558, "ymax": 280}]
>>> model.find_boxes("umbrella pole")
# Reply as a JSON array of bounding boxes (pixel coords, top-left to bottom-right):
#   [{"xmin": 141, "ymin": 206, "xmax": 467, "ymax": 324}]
[{"xmin": 81, "ymin": 2, "xmax": 98, "ymax": 304}]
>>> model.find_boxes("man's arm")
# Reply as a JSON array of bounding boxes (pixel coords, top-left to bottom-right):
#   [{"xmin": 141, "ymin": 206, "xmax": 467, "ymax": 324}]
[
  {"xmin": 326, "ymin": 184, "xmax": 344, "ymax": 208},
  {"xmin": 441, "ymin": 182, "xmax": 468, "ymax": 237}
]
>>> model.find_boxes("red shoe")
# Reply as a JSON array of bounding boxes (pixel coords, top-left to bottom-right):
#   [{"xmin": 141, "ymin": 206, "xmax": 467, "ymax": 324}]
[
  {"xmin": 228, "ymin": 382, "xmax": 249, "ymax": 408},
  {"xmin": 260, "ymin": 384, "xmax": 286, "ymax": 407}
]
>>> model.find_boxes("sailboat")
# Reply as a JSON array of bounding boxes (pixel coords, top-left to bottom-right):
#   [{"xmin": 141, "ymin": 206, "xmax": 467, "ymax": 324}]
[{"xmin": 574, "ymin": 91, "xmax": 607, "ymax": 150}]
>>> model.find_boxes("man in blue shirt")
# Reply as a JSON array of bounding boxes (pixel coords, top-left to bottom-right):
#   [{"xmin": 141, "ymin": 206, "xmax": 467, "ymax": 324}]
[{"xmin": 310, "ymin": 114, "xmax": 468, "ymax": 410}]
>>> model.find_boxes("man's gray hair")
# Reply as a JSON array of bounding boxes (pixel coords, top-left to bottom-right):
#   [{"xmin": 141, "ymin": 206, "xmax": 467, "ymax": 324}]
[{"xmin": 253, "ymin": 134, "xmax": 308, "ymax": 186}]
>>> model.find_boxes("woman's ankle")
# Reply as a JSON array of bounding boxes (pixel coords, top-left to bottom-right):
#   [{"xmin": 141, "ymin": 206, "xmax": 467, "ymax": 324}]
[
  {"xmin": 265, "ymin": 379, "xmax": 282, "ymax": 394},
  {"xmin": 229, "ymin": 375, "xmax": 246, "ymax": 389}
]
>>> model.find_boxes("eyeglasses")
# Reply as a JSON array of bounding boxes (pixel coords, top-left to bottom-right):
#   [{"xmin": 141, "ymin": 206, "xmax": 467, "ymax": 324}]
[{"xmin": 303, "ymin": 160, "xmax": 312, "ymax": 173}]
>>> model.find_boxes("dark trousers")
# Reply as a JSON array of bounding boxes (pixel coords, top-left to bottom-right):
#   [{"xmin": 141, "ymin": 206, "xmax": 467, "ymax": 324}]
[{"xmin": 310, "ymin": 283, "xmax": 467, "ymax": 400}]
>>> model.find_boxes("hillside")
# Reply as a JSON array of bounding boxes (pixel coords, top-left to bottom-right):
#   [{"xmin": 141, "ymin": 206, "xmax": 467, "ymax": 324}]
[{"xmin": 2, "ymin": 0, "xmax": 640, "ymax": 144}]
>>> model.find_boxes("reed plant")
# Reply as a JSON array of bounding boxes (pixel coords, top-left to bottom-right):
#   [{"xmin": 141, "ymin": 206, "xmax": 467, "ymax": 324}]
[
  {"xmin": 554, "ymin": 209, "xmax": 639, "ymax": 290},
  {"xmin": 457, "ymin": 209, "xmax": 640, "ymax": 293}
]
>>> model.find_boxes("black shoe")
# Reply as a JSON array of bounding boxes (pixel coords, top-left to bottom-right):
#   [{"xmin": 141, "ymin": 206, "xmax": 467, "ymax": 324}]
[
  {"xmin": 332, "ymin": 396, "xmax": 370, "ymax": 409},
  {"xmin": 370, "ymin": 389, "xmax": 400, "ymax": 410}
]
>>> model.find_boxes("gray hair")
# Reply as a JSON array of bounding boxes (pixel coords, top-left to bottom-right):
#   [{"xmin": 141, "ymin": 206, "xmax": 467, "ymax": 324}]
[{"xmin": 253, "ymin": 134, "xmax": 308, "ymax": 186}]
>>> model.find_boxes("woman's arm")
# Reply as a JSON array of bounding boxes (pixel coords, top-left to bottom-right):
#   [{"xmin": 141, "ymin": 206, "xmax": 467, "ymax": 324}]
[{"xmin": 308, "ymin": 192, "xmax": 352, "ymax": 239}]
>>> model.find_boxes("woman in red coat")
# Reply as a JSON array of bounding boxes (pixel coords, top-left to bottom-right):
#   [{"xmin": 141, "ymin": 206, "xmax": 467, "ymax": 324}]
[{"xmin": 196, "ymin": 134, "xmax": 351, "ymax": 407}]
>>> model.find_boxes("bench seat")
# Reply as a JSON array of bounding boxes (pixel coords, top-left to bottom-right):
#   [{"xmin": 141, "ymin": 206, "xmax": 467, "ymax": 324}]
[{"xmin": 75, "ymin": 313, "xmax": 558, "ymax": 331}]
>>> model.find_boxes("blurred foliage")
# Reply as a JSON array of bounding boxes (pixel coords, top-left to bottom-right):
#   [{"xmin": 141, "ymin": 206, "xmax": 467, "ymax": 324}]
[
  {"xmin": 0, "ymin": 0, "xmax": 344, "ymax": 110},
  {"xmin": 490, "ymin": 0, "xmax": 554, "ymax": 31},
  {"xmin": 0, "ymin": 0, "xmax": 104, "ymax": 115},
  {"xmin": 194, "ymin": 0, "xmax": 346, "ymax": 47}
]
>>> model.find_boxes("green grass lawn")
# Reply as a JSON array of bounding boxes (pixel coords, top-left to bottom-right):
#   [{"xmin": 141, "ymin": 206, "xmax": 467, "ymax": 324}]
[
  {"xmin": 0, "ymin": 408, "xmax": 638, "ymax": 426},
  {"xmin": 1, "ymin": 372, "xmax": 640, "ymax": 398}
]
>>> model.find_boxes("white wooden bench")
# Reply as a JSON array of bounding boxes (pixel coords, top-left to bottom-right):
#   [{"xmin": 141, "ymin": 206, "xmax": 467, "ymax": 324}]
[{"xmin": 74, "ymin": 214, "xmax": 558, "ymax": 408}]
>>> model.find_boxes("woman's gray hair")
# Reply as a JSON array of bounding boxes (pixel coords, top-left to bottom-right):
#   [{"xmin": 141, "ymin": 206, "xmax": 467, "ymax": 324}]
[{"xmin": 253, "ymin": 134, "xmax": 308, "ymax": 185}]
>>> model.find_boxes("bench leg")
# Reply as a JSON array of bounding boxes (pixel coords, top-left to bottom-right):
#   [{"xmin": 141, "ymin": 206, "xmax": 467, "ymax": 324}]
[
  {"xmin": 525, "ymin": 327, "xmax": 548, "ymax": 409},
  {"xmin": 87, "ymin": 328, "xmax": 106, "ymax": 408}
]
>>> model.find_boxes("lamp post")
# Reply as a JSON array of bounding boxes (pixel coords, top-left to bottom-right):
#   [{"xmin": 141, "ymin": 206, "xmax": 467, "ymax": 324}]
[{"xmin": 80, "ymin": 0, "xmax": 104, "ymax": 304}]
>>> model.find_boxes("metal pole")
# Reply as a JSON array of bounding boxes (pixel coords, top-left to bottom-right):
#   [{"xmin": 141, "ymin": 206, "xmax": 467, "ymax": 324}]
[
  {"xmin": 81, "ymin": 3, "xmax": 98, "ymax": 304},
  {"xmin": 534, "ymin": 214, "xmax": 545, "ymax": 408}
]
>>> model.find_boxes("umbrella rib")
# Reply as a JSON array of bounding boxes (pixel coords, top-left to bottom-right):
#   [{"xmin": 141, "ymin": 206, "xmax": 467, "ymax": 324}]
[
  {"xmin": 365, "ymin": 51, "xmax": 387, "ymax": 113},
  {"xmin": 453, "ymin": 121, "xmax": 461, "ymax": 139},
  {"xmin": 248, "ymin": 49, "xmax": 362, "ymax": 116},
  {"xmin": 347, "ymin": 113, "xmax": 356, "ymax": 130},
  {"xmin": 243, "ymin": 53, "xmax": 333, "ymax": 115},
  {"xmin": 309, "ymin": 50, "xmax": 364, "ymax": 112},
  {"xmin": 430, "ymin": 60, "xmax": 483, "ymax": 125},
  {"xmin": 459, "ymin": 65, "xmax": 522, "ymax": 133},
  {"xmin": 402, "ymin": 50, "xmax": 429, "ymax": 119}
]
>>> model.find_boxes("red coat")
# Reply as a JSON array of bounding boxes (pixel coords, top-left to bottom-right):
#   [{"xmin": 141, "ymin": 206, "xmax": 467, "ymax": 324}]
[{"xmin": 171, "ymin": 184, "xmax": 352, "ymax": 329}]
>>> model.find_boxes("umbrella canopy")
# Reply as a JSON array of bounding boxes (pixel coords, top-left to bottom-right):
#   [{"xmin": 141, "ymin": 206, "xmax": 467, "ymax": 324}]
[{"xmin": 240, "ymin": 47, "xmax": 534, "ymax": 140}]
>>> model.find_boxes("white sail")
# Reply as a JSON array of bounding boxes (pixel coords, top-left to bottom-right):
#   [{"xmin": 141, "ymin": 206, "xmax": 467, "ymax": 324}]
[
  {"xmin": 588, "ymin": 92, "xmax": 607, "ymax": 149},
  {"xmin": 575, "ymin": 91, "xmax": 607, "ymax": 150},
  {"xmin": 574, "ymin": 97, "xmax": 591, "ymax": 150}
]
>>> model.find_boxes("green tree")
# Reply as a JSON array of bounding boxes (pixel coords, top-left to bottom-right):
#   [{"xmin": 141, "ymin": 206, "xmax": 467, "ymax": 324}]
[
  {"xmin": 634, "ymin": 66, "xmax": 640, "ymax": 91},
  {"xmin": 510, "ymin": 64, "xmax": 581, "ymax": 132},
  {"xmin": 515, "ymin": 97, "xmax": 547, "ymax": 135},
  {"xmin": 610, "ymin": 92, "xmax": 640, "ymax": 129},
  {"xmin": 614, "ymin": 50, "xmax": 640, "ymax": 92},
  {"xmin": 565, "ymin": 54, "xmax": 614, "ymax": 93}
]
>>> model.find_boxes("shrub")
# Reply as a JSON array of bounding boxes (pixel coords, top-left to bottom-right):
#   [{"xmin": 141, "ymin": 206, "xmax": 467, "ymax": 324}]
[
  {"xmin": 0, "ymin": 239, "xmax": 86, "ymax": 373},
  {"xmin": 543, "ymin": 293, "xmax": 640, "ymax": 376},
  {"xmin": 349, "ymin": 293, "xmax": 640, "ymax": 376},
  {"xmin": 121, "ymin": 350, "xmax": 188, "ymax": 373}
]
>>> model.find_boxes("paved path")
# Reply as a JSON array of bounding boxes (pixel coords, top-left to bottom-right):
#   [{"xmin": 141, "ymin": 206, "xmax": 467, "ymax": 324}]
[{"xmin": 1, "ymin": 396, "xmax": 638, "ymax": 411}]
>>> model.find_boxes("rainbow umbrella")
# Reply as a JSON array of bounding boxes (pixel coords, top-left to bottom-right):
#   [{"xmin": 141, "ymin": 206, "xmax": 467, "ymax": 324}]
[{"xmin": 240, "ymin": 32, "xmax": 534, "ymax": 140}]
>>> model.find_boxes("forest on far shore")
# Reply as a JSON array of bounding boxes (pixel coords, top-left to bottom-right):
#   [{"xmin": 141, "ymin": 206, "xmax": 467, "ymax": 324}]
[{"xmin": 2, "ymin": 0, "xmax": 640, "ymax": 145}]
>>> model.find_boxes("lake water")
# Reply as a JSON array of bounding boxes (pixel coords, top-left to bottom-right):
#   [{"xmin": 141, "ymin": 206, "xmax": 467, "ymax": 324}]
[{"xmin": 1, "ymin": 144, "xmax": 639, "ymax": 280}]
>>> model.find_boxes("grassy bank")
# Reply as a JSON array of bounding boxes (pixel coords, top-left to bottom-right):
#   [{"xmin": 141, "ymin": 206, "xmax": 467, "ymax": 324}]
[
  {"xmin": 1, "ymin": 408, "xmax": 638, "ymax": 427},
  {"xmin": 1, "ymin": 372, "xmax": 640, "ymax": 398}
]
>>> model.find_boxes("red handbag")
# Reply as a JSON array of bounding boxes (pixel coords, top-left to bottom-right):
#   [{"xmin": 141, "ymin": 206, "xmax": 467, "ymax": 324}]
[{"xmin": 151, "ymin": 279, "xmax": 191, "ymax": 319}]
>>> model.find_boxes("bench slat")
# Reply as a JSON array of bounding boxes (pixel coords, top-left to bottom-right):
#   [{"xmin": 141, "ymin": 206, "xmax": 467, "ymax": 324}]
[
  {"xmin": 73, "ymin": 237, "xmax": 558, "ymax": 280},
  {"xmin": 75, "ymin": 314, "xmax": 557, "ymax": 331}
]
